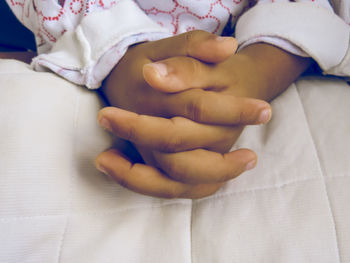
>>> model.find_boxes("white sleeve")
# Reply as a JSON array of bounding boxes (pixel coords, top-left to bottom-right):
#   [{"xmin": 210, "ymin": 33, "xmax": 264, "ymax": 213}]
[
  {"xmin": 33, "ymin": 0, "xmax": 171, "ymax": 89},
  {"xmin": 7, "ymin": 0, "xmax": 171, "ymax": 89},
  {"xmin": 235, "ymin": 1, "xmax": 350, "ymax": 77}
]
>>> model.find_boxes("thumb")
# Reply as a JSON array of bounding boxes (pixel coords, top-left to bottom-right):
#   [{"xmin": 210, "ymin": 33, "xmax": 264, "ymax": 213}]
[{"xmin": 144, "ymin": 30, "xmax": 237, "ymax": 63}]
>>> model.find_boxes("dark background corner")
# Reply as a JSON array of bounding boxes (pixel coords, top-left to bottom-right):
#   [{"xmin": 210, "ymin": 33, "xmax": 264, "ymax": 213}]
[{"xmin": 0, "ymin": 1, "xmax": 36, "ymax": 52}]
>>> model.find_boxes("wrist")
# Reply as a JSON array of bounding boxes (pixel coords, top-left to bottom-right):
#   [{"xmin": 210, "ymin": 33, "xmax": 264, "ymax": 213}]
[{"xmin": 237, "ymin": 43, "xmax": 312, "ymax": 101}]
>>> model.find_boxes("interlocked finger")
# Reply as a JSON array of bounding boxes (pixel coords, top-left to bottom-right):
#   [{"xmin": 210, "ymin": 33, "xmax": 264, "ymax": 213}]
[
  {"xmin": 95, "ymin": 149, "xmax": 224, "ymax": 199},
  {"xmin": 163, "ymin": 89, "xmax": 272, "ymax": 125},
  {"xmin": 153, "ymin": 148, "xmax": 257, "ymax": 184},
  {"xmin": 98, "ymin": 107, "xmax": 237, "ymax": 153},
  {"xmin": 143, "ymin": 56, "xmax": 220, "ymax": 93}
]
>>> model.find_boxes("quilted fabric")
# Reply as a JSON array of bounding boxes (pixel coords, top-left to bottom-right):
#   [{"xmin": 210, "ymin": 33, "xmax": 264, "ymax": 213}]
[{"xmin": 0, "ymin": 59, "xmax": 349, "ymax": 262}]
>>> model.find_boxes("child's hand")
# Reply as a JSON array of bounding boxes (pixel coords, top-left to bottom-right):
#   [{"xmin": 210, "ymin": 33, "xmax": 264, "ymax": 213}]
[
  {"xmin": 95, "ymin": 105, "xmax": 266, "ymax": 199},
  {"xmin": 144, "ymin": 43, "xmax": 312, "ymax": 102},
  {"xmin": 97, "ymin": 31, "xmax": 272, "ymax": 199},
  {"xmin": 96, "ymin": 43, "xmax": 311, "ymax": 199},
  {"xmin": 102, "ymin": 30, "xmax": 240, "ymax": 118}
]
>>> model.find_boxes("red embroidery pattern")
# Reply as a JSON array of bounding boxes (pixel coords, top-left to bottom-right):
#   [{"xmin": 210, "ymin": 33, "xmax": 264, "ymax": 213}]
[
  {"xmin": 7, "ymin": 0, "xmax": 322, "ymax": 49},
  {"xmin": 10, "ymin": 0, "xmax": 24, "ymax": 8},
  {"xmin": 69, "ymin": 0, "xmax": 84, "ymax": 14},
  {"xmin": 10, "ymin": 0, "xmax": 27, "ymax": 20},
  {"xmin": 137, "ymin": 0, "xmax": 245, "ymax": 34}
]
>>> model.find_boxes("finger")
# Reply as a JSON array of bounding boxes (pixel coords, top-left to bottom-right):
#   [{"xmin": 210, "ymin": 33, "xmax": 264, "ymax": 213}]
[
  {"xmin": 154, "ymin": 148, "xmax": 257, "ymax": 184},
  {"xmin": 143, "ymin": 56, "xmax": 220, "ymax": 93},
  {"xmin": 163, "ymin": 89, "xmax": 272, "ymax": 125},
  {"xmin": 143, "ymin": 58, "xmax": 272, "ymax": 125},
  {"xmin": 98, "ymin": 107, "xmax": 236, "ymax": 153},
  {"xmin": 142, "ymin": 30, "xmax": 237, "ymax": 63},
  {"xmin": 95, "ymin": 149, "xmax": 224, "ymax": 199}
]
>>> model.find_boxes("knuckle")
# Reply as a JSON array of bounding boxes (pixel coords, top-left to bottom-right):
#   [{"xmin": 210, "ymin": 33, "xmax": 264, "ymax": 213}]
[
  {"xmin": 185, "ymin": 30, "xmax": 206, "ymax": 56},
  {"xmin": 186, "ymin": 92, "xmax": 206, "ymax": 122},
  {"xmin": 124, "ymin": 125, "xmax": 138, "ymax": 143},
  {"xmin": 158, "ymin": 117, "xmax": 185, "ymax": 152},
  {"xmin": 187, "ymin": 57, "xmax": 202, "ymax": 76},
  {"xmin": 186, "ymin": 30, "xmax": 206, "ymax": 41},
  {"xmin": 155, "ymin": 117, "xmax": 184, "ymax": 153},
  {"xmin": 159, "ymin": 135, "xmax": 184, "ymax": 152}
]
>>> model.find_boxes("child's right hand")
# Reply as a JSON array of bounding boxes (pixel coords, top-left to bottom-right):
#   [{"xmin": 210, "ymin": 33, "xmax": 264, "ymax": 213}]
[
  {"xmin": 96, "ymin": 105, "xmax": 269, "ymax": 199},
  {"xmin": 102, "ymin": 30, "xmax": 240, "ymax": 118},
  {"xmin": 97, "ymin": 31, "xmax": 271, "ymax": 199}
]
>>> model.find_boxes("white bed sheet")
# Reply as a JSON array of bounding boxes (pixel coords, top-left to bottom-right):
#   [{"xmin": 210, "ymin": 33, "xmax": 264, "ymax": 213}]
[{"xmin": 0, "ymin": 59, "xmax": 349, "ymax": 263}]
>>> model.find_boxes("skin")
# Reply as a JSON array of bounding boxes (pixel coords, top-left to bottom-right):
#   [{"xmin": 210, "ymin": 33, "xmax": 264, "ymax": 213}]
[
  {"xmin": 97, "ymin": 31, "xmax": 276, "ymax": 198},
  {"xmin": 96, "ymin": 30, "xmax": 311, "ymax": 199},
  {"xmin": 144, "ymin": 42, "xmax": 311, "ymax": 101}
]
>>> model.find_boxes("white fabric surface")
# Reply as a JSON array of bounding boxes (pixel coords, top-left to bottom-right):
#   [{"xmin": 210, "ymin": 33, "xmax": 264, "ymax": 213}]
[{"xmin": 0, "ymin": 59, "xmax": 350, "ymax": 262}]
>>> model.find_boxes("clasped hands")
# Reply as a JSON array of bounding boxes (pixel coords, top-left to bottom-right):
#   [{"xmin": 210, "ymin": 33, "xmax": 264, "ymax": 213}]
[{"xmin": 95, "ymin": 31, "xmax": 272, "ymax": 199}]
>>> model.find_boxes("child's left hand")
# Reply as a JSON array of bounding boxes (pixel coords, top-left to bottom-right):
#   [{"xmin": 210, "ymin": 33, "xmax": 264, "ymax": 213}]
[{"xmin": 143, "ymin": 43, "xmax": 312, "ymax": 102}]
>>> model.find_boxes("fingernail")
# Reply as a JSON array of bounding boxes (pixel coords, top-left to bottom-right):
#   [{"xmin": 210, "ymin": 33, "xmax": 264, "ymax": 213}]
[
  {"xmin": 148, "ymin": 63, "xmax": 168, "ymax": 77},
  {"xmin": 215, "ymin": 36, "xmax": 232, "ymax": 42},
  {"xmin": 258, "ymin": 109, "xmax": 272, "ymax": 124},
  {"xmin": 98, "ymin": 117, "xmax": 112, "ymax": 132},
  {"xmin": 95, "ymin": 162, "xmax": 115, "ymax": 181},
  {"xmin": 96, "ymin": 162, "xmax": 109, "ymax": 175},
  {"xmin": 245, "ymin": 160, "xmax": 256, "ymax": 171}
]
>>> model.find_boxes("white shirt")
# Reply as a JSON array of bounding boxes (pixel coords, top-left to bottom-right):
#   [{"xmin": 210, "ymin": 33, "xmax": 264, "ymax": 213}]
[{"xmin": 6, "ymin": 0, "xmax": 350, "ymax": 89}]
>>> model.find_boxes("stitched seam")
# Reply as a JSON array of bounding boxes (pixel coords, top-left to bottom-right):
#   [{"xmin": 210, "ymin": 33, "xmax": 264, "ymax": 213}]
[
  {"xmin": 295, "ymin": 85, "xmax": 341, "ymax": 263},
  {"xmin": 0, "ymin": 202, "xmax": 191, "ymax": 221},
  {"xmin": 190, "ymin": 200, "xmax": 194, "ymax": 263},
  {"xmin": 195, "ymin": 175, "xmax": 320, "ymax": 203},
  {"xmin": 1, "ymin": 174, "xmax": 349, "ymax": 221},
  {"xmin": 0, "ymin": 215, "xmax": 66, "ymax": 222},
  {"xmin": 0, "ymin": 72, "xmax": 38, "ymax": 75},
  {"xmin": 56, "ymin": 91, "xmax": 81, "ymax": 263},
  {"xmin": 326, "ymin": 174, "xmax": 350, "ymax": 179},
  {"xmin": 56, "ymin": 218, "xmax": 69, "ymax": 263}
]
